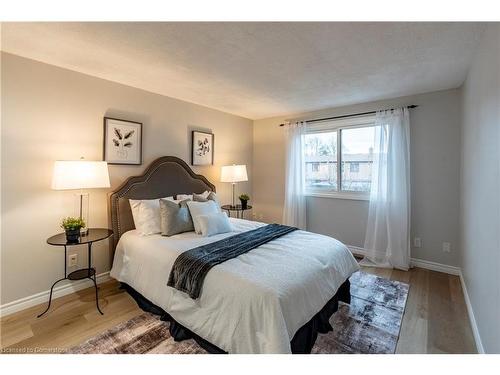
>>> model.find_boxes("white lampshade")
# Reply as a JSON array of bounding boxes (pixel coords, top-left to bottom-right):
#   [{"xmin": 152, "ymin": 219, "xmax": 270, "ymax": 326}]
[
  {"xmin": 52, "ymin": 160, "xmax": 111, "ymax": 190},
  {"xmin": 220, "ymin": 165, "xmax": 248, "ymax": 183}
]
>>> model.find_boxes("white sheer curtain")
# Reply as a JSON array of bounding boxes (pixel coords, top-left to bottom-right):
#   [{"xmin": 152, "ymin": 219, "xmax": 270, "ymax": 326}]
[
  {"xmin": 360, "ymin": 108, "xmax": 411, "ymax": 270},
  {"xmin": 283, "ymin": 121, "xmax": 307, "ymax": 229}
]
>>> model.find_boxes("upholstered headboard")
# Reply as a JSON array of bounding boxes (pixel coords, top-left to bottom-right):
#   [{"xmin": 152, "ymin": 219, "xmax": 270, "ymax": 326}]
[{"xmin": 108, "ymin": 156, "xmax": 216, "ymax": 251}]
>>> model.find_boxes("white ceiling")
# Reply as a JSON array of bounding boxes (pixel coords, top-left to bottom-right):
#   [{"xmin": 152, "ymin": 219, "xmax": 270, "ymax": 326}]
[{"xmin": 1, "ymin": 22, "xmax": 485, "ymax": 119}]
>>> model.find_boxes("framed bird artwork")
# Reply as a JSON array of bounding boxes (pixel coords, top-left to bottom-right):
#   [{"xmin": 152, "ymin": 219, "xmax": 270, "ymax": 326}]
[{"xmin": 103, "ymin": 117, "xmax": 143, "ymax": 165}]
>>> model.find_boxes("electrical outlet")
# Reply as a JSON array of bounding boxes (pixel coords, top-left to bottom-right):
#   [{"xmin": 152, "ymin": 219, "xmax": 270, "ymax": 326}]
[
  {"xmin": 413, "ymin": 237, "xmax": 422, "ymax": 248},
  {"xmin": 442, "ymin": 242, "xmax": 451, "ymax": 253},
  {"xmin": 69, "ymin": 254, "xmax": 78, "ymax": 267}
]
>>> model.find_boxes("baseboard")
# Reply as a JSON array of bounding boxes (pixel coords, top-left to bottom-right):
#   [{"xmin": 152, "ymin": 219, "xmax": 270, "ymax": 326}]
[
  {"xmin": 0, "ymin": 271, "xmax": 111, "ymax": 318},
  {"xmin": 409, "ymin": 258, "xmax": 461, "ymax": 275},
  {"xmin": 1, "ymin": 250, "xmax": 486, "ymax": 354},
  {"xmin": 348, "ymin": 245, "xmax": 461, "ymax": 275},
  {"xmin": 348, "ymin": 245, "xmax": 368, "ymax": 257},
  {"xmin": 459, "ymin": 271, "xmax": 485, "ymax": 354}
]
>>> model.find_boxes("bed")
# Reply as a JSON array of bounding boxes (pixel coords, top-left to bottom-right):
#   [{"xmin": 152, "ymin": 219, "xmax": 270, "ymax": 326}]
[{"xmin": 109, "ymin": 156, "xmax": 360, "ymax": 354}]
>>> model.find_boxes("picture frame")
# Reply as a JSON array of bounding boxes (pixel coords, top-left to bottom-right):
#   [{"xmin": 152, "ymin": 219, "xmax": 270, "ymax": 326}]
[
  {"xmin": 191, "ymin": 131, "xmax": 214, "ymax": 166},
  {"xmin": 103, "ymin": 117, "xmax": 143, "ymax": 165}
]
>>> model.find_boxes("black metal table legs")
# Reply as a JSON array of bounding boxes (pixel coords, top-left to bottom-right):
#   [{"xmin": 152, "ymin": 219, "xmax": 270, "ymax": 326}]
[
  {"xmin": 89, "ymin": 241, "xmax": 103, "ymax": 315},
  {"xmin": 37, "ymin": 243, "xmax": 103, "ymax": 317},
  {"xmin": 226, "ymin": 210, "xmax": 244, "ymax": 219},
  {"xmin": 36, "ymin": 277, "xmax": 67, "ymax": 318},
  {"xmin": 92, "ymin": 277, "xmax": 104, "ymax": 315}
]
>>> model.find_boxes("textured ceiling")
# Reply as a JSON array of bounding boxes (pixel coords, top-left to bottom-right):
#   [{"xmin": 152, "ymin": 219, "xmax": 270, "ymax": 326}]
[{"xmin": 1, "ymin": 22, "xmax": 485, "ymax": 119}]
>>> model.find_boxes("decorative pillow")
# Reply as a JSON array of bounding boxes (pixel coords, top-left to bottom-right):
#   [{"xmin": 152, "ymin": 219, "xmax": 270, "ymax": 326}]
[
  {"xmin": 197, "ymin": 212, "xmax": 233, "ymax": 237},
  {"xmin": 193, "ymin": 191, "xmax": 220, "ymax": 209},
  {"xmin": 159, "ymin": 199, "xmax": 194, "ymax": 236},
  {"xmin": 129, "ymin": 198, "xmax": 165, "ymax": 236},
  {"xmin": 186, "ymin": 200, "xmax": 220, "ymax": 234},
  {"xmin": 176, "ymin": 194, "xmax": 193, "ymax": 201},
  {"xmin": 200, "ymin": 190, "xmax": 211, "ymax": 199}
]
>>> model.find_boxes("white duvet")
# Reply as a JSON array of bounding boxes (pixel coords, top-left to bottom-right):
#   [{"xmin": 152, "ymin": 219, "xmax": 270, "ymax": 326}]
[{"xmin": 110, "ymin": 218, "xmax": 360, "ymax": 354}]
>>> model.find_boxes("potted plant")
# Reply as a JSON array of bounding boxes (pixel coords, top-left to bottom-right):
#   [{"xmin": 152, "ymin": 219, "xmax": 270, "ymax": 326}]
[
  {"xmin": 239, "ymin": 194, "xmax": 250, "ymax": 209},
  {"xmin": 61, "ymin": 217, "xmax": 86, "ymax": 243}
]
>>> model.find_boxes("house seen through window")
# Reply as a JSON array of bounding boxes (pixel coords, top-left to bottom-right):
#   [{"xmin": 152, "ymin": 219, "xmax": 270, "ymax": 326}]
[{"xmin": 303, "ymin": 118, "xmax": 376, "ymax": 195}]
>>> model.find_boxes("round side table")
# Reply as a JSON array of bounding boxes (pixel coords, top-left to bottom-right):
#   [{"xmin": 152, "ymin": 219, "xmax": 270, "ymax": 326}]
[
  {"xmin": 38, "ymin": 228, "xmax": 113, "ymax": 318},
  {"xmin": 221, "ymin": 204, "xmax": 253, "ymax": 219}
]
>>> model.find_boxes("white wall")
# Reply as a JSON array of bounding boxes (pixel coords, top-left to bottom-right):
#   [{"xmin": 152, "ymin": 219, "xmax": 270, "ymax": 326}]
[
  {"xmin": 1, "ymin": 53, "xmax": 253, "ymax": 305},
  {"xmin": 459, "ymin": 24, "xmax": 500, "ymax": 354},
  {"xmin": 253, "ymin": 89, "xmax": 462, "ymax": 266}
]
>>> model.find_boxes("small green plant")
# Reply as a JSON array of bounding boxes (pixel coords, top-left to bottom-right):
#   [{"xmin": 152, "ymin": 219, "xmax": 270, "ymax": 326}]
[
  {"xmin": 61, "ymin": 217, "xmax": 86, "ymax": 231},
  {"xmin": 239, "ymin": 194, "xmax": 250, "ymax": 201}
]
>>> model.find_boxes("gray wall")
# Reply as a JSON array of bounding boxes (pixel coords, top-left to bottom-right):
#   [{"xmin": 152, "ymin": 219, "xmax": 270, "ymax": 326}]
[
  {"xmin": 1, "ymin": 53, "xmax": 253, "ymax": 305},
  {"xmin": 253, "ymin": 88, "xmax": 462, "ymax": 266},
  {"xmin": 460, "ymin": 24, "xmax": 500, "ymax": 353}
]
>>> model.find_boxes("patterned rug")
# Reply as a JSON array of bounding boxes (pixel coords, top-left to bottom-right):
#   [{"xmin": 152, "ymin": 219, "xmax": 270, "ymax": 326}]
[{"xmin": 67, "ymin": 271, "xmax": 409, "ymax": 354}]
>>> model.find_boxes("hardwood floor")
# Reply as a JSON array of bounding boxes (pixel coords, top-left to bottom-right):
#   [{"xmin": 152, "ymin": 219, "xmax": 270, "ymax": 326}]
[
  {"xmin": 362, "ymin": 266, "xmax": 476, "ymax": 354},
  {"xmin": 0, "ymin": 266, "xmax": 477, "ymax": 354}
]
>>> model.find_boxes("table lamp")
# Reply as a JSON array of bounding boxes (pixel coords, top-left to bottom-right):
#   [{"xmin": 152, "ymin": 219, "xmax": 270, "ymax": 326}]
[
  {"xmin": 52, "ymin": 159, "xmax": 111, "ymax": 235},
  {"xmin": 221, "ymin": 164, "xmax": 248, "ymax": 208}
]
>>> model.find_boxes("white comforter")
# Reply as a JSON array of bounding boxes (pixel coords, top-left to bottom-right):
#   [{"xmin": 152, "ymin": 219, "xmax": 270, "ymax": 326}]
[{"xmin": 110, "ymin": 218, "xmax": 359, "ymax": 353}]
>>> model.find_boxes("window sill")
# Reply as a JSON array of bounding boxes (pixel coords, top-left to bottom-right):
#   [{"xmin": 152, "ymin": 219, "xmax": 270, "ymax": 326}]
[{"xmin": 305, "ymin": 191, "xmax": 370, "ymax": 201}]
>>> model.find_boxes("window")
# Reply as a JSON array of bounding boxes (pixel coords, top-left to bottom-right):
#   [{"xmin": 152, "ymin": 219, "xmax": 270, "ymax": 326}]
[
  {"xmin": 304, "ymin": 131, "xmax": 338, "ymax": 190},
  {"xmin": 303, "ymin": 117, "xmax": 376, "ymax": 197}
]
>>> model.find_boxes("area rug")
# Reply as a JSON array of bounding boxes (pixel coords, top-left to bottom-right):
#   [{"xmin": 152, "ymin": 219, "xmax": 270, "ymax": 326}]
[{"xmin": 66, "ymin": 271, "xmax": 409, "ymax": 354}]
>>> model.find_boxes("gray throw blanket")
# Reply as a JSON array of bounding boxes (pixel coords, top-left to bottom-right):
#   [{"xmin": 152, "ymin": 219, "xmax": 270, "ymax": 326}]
[{"xmin": 167, "ymin": 223, "xmax": 298, "ymax": 299}]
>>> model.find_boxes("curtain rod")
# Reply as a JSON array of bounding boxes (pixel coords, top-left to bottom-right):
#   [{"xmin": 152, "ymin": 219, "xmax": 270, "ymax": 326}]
[{"xmin": 279, "ymin": 104, "xmax": 419, "ymax": 127}]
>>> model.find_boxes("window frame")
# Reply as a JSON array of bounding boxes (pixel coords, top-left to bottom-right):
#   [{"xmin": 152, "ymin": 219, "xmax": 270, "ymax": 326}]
[{"xmin": 303, "ymin": 115, "xmax": 376, "ymax": 200}]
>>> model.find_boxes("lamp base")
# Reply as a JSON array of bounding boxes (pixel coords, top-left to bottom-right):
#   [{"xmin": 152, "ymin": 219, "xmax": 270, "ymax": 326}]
[
  {"xmin": 232, "ymin": 183, "xmax": 236, "ymax": 207},
  {"xmin": 74, "ymin": 192, "xmax": 89, "ymax": 235}
]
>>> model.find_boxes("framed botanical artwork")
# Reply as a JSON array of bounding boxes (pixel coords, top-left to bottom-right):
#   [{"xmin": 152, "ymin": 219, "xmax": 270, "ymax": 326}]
[
  {"xmin": 103, "ymin": 117, "xmax": 143, "ymax": 165},
  {"xmin": 191, "ymin": 131, "xmax": 214, "ymax": 166}
]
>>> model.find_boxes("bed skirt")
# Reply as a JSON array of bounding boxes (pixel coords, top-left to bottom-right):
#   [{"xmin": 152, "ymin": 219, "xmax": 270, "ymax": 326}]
[{"xmin": 120, "ymin": 280, "xmax": 351, "ymax": 354}]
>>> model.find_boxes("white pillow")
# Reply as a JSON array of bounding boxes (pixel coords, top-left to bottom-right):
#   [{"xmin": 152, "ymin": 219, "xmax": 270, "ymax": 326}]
[
  {"xmin": 197, "ymin": 212, "xmax": 233, "ymax": 237},
  {"xmin": 129, "ymin": 197, "xmax": 172, "ymax": 235},
  {"xmin": 186, "ymin": 200, "xmax": 220, "ymax": 234}
]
